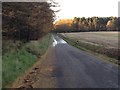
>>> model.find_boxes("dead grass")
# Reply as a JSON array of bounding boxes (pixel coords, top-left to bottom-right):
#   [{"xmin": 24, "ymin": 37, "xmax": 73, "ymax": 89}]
[{"xmin": 62, "ymin": 31, "xmax": 118, "ymax": 48}]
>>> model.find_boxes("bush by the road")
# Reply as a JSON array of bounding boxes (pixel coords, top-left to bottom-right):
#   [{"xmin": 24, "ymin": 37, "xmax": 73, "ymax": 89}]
[{"xmin": 2, "ymin": 34, "xmax": 51, "ymax": 87}]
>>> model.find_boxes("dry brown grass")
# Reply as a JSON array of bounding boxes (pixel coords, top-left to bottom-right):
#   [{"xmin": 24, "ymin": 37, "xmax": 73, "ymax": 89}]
[{"xmin": 62, "ymin": 32, "xmax": 118, "ymax": 49}]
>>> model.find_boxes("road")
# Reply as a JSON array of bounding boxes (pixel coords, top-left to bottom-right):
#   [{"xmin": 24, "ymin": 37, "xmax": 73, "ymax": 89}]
[
  {"xmin": 13, "ymin": 34, "xmax": 119, "ymax": 88},
  {"xmin": 50, "ymin": 34, "xmax": 119, "ymax": 88}
]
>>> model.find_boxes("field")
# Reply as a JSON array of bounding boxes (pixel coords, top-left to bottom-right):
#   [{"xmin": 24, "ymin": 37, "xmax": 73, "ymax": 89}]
[
  {"xmin": 62, "ymin": 32, "xmax": 118, "ymax": 49},
  {"xmin": 61, "ymin": 31, "xmax": 119, "ymax": 61}
]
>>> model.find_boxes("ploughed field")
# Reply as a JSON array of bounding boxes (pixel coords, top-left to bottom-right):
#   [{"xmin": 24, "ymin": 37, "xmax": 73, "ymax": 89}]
[
  {"xmin": 61, "ymin": 31, "xmax": 119, "ymax": 60},
  {"xmin": 62, "ymin": 32, "xmax": 118, "ymax": 49}
]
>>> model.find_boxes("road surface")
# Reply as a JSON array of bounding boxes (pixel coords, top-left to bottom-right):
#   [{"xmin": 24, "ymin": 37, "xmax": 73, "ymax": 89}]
[
  {"xmin": 50, "ymin": 34, "xmax": 119, "ymax": 88},
  {"xmin": 14, "ymin": 34, "xmax": 119, "ymax": 88}
]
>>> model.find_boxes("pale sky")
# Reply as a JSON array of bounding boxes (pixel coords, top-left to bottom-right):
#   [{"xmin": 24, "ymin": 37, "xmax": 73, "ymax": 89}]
[{"xmin": 54, "ymin": 0, "xmax": 119, "ymax": 21}]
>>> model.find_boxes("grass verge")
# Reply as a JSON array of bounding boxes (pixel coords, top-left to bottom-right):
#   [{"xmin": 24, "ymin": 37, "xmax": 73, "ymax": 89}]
[
  {"xmin": 59, "ymin": 34, "xmax": 119, "ymax": 66},
  {"xmin": 2, "ymin": 34, "xmax": 51, "ymax": 87}
]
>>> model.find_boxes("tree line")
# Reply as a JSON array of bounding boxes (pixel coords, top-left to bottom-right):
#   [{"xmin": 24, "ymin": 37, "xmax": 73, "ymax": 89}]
[
  {"xmin": 54, "ymin": 17, "xmax": 120, "ymax": 33},
  {"xmin": 2, "ymin": 1, "xmax": 57, "ymax": 41}
]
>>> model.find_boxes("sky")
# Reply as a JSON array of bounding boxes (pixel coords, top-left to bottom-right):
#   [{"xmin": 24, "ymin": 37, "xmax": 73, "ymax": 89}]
[{"xmin": 54, "ymin": 0, "xmax": 119, "ymax": 21}]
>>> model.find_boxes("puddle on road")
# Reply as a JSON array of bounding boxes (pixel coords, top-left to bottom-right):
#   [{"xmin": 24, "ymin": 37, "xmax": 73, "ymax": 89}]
[
  {"xmin": 52, "ymin": 35, "xmax": 57, "ymax": 47},
  {"xmin": 52, "ymin": 35, "xmax": 67, "ymax": 47}
]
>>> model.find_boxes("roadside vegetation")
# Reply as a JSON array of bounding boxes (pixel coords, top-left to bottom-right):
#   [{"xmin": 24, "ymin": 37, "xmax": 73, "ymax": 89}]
[
  {"xmin": 2, "ymin": 34, "xmax": 51, "ymax": 87},
  {"xmin": 2, "ymin": 1, "xmax": 58, "ymax": 88},
  {"xmin": 59, "ymin": 33, "xmax": 119, "ymax": 65}
]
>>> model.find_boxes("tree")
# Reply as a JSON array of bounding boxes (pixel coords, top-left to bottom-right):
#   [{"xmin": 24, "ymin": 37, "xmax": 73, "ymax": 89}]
[
  {"xmin": 54, "ymin": 16, "xmax": 118, "ymax": 32},
  {"xmin": 2, "ymin": 1, "xmax": 57, "ymax": 41}
]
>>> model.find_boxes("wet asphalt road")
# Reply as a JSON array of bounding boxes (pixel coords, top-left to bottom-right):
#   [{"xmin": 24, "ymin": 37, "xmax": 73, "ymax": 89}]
[{"xmin": 50, "ymin": 34, "xmax": 119, "ymax": 88}]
